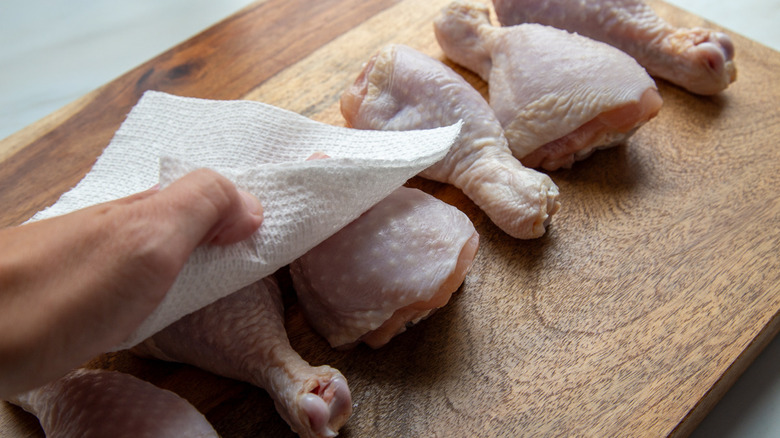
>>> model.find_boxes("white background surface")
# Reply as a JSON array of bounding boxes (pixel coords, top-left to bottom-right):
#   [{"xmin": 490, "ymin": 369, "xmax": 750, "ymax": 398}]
[{"xmin": 1, "ymin": 0, "xmax": 778, "ymax": 436}]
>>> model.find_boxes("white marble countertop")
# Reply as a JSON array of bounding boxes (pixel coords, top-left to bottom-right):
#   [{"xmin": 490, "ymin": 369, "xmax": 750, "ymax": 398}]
[{"xmin": 1, "ymin": 0, "xmax": 779, "ymax": 436}]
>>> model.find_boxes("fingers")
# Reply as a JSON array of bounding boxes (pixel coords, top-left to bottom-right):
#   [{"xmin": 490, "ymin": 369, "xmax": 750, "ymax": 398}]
[
  {"xmin": 150, "ymin": 169, "xmax": 263, "ymax": 251},
  {"xmin": 0, "ymin": 169, "xmax": 263, "ymax": 397},
  {"xmin": 212, "ymin": 190, "xmax": 264, "ymax": 245}
]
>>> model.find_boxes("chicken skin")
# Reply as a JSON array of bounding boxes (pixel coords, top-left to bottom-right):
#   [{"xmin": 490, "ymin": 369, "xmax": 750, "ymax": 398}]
[
  {"xmin": 492, "ymin": 0, "xmax": 737, "ymax": 95},
  {"xmin": 434, "ymin": 0, "xmax": 663, "ymax": 171},
  {"xmin": 290, "ymin": 187, "xmax": 479, "ymax": 349},
  {"xmin": 133, "ymin": 278, "xmax": 352, "ymax": 438},
  {"xmin": 341, "ymin": 44, "xmax": 559, "ymax": 239},
  {"xmin": 6, "ymin": 368, "xmax": 218, "ymax": 438}
]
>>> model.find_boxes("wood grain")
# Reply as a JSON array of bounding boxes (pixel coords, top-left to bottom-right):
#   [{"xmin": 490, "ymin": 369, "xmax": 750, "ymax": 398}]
[{"xmin": 2, "ymin": 0, "xmax": 779, "ymax": 437}]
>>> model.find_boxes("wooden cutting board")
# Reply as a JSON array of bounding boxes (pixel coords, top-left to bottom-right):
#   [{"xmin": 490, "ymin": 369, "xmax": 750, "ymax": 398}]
[{"xmin": 1, "ymin": 0, "xmax": 779, "ymax": 436}]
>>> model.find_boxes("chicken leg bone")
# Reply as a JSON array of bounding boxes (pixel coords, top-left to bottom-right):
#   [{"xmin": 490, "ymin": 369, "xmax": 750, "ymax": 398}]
[
  {"xmin": 133, "ymin": 278, "xmax": 352, "ymax": 438},
  {"xmin": 492, "ymin": 0, "xmax": 736, "ymax": 95},
  {"xmin": 341, "ymin": 44, "xmax": 559, "ymax": 238}
]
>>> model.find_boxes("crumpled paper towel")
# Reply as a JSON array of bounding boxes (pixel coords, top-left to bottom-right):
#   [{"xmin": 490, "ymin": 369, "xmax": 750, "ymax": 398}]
[{"xmin": 31, "ymin": 91, "xmax": 461, "ymax": 350}]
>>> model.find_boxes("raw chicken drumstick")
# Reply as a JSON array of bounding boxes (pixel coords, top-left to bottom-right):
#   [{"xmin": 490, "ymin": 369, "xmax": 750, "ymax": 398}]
[
  {"xmin": 6, "ymin": 368, "xmax": 218, "ymax": 438},
  {"xmin": 133, "ymin": 278, "xmax": 352, "ymax": 438},
  {"xmin": 290, "ymin": 186, "xmax": 479, "ymax": 349},
  {"xmin": 492, "ymin": 0, "xmax": 737, "ymax": 95},
  {"xmin": 341, "ymin": 44, "xmax": 559, "ymax": 239},
  {"xmin": 434, "ymin": 0, "xmax": 663, "ymax": 170}
]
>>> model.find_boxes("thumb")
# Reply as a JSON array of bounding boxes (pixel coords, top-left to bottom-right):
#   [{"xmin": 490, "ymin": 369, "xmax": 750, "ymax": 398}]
[{"xmin": 150, "ymin": 168, "xmax": 264, "ymax": 251}]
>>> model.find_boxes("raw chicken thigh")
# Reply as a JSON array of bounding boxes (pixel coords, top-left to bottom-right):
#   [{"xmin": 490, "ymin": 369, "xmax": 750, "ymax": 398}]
[
  {"xmin": 133, "ymin": 278, "xmax": 352, "ymax": 438},
  {"xmin": 6, "ymin": 368, "xmax": 217, "ymax": 438},
  {"xmin": 434, "ymin": 0, "xmax": 663, "ymax": 170},
  {"xmin": 492, "ymin": 0, "xmax": 737, "ymax": 95},
  {"xmin": 341, "ymin": 43, "xmax": 559, "ymax": 239},
  {"xmin": 290, "ymin": 187, "xmax": 479, "ymax": 349}
]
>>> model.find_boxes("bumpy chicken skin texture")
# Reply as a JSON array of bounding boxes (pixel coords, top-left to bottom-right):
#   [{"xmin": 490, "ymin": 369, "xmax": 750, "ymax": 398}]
[
  {"xmin": 434, "ymin": 0, "xmax": 663, "ymax": 170},
  {"xmin": 290, "ymin": 187, "xmax": 479, "ymax": 349},
  {"xmin": 341, "ymin": 44, "xmax": 559, "ymax": 239},
  {"xmin": 133, "ymin": 278, "xmax": 352, "ymax": 438},
  {"xmin": 7, "ymin": 368, "xmax": 217, "ymax": 438},
  {"xmin": 492, "ymin": 0, "xmax": 736, "ymax": 95}
]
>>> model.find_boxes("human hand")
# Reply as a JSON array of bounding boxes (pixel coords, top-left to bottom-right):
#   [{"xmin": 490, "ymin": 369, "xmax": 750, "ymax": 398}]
[{"xmin": 0, "ymin": 169, "xmax": 263, "ymax": 397}]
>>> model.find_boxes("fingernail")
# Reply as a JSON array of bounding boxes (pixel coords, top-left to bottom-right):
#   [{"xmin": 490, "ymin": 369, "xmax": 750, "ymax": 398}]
[
  {"xmin": 306, "ymin": 151, "xmax": 330, "ymax": 161},
  {"xmin": 239, "ymin": 191, "xmax": 264, "ymax": 219}
]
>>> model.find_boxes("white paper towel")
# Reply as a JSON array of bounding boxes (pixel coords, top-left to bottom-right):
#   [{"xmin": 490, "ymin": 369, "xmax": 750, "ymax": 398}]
[{"xmin": 30, "ymin": 91, "xmax": 461, "ymax": 350}]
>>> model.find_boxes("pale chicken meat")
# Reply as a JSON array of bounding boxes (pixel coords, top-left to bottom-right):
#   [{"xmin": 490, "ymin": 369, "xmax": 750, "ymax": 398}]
[
  {"xmin": 133, "ymin": 278, "xmax": 352, "ymax": 438},
  {"xmin": 6, "ymin": 368, "xmax": 218, "ymax": 438},
  {"xmin": 434, "ymin": 0, "xmax": 663, "ymax": 170},
  {"xmin": 492, "ymin": 0, "xmax": 737, "ymax": 95},
  {"xmin": 290, "ymin": 187, "xmax": 479, "ymax": 349},
  {"xmin": 341, "ymin": 43, "xmax": 560, "ymax": 239}
]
